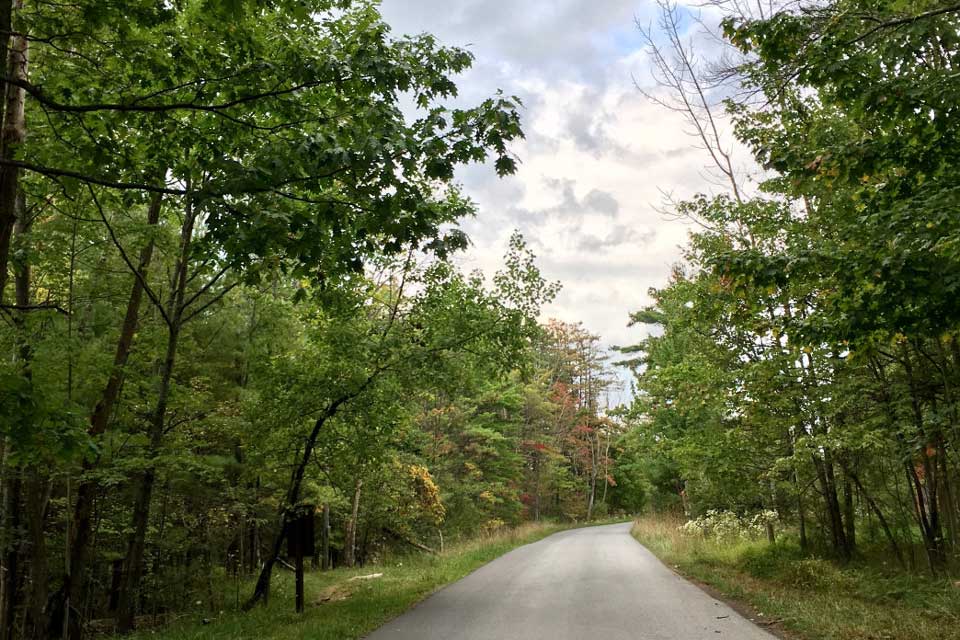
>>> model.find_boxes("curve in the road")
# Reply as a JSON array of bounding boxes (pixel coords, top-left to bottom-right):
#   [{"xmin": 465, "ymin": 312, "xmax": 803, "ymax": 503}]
[{"xmin": 365, "ymin": 522, "xmax": 777, "ymax": 640}]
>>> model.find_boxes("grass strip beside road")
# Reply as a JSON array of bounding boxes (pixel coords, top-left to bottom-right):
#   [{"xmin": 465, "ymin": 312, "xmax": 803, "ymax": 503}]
[
  {"xmin": 124, "ymin": 521, "xmax": 576, "ymax": 640},
  {"xmin": 631, "ymin": 515, "xmax": 960, "ymax": 640}
]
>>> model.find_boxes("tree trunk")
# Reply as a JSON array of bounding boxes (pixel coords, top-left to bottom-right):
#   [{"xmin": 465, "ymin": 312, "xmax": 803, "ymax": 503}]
[
  {"xmin": 320, "ymin": 504, "xmax": 330, "ymax": 570},
  {"xmin": 901, "ymin": 344, "xmax": 947, "ymax": 574},
  {"xmin": 846, "ymin": 466, "xmax": 904, "ymax": 568},
  {"xmin": 50, "ymin": 194, "xmax": 162, "ymax": 639},
  {"xmin": 797, "ymin": 488, "xmax": 807, "ymax": 552},
  {"xmin": 0, "ymin": 21, "xmax": 26, "ymax": 636},
  {"xmin": 533, "ymin": 453, "xmax": 541, "ymax": 522},
  {"xmin": 12, "ymin": 191, "xmax": 48, "ymax": 640},
  {"xmin": 23, "ymin": 471, "xmax": 48, "ymax": 640},
  {"xmin": 244, "ymin": 377, "xmax": 378, "ymax": 610},
  {"xmin": 343, "ymin": 479, "xmax": 363, "ymax": 568},
  {"xmin": 904, "ymin": 459, "xmax": 947, "ymax": 575},
  {"xmin": 939, "ymin": 441, "xmax": 958, "ymax": 553},
  {"xmin": 116, "ymin": 195, "xmax": 195, "ymax": 634},
  {"xmin": 842, "ymin": 471, "xmax": 856, "ymax": 553},
  {"xmin": 586, "ymin": 431, "xmax": 598, "ymax": 521},
  {"xmin": 0, "ymin": 14, "xmax": 23, "ymax": 627},
  {"xmin": 812, "ymin": 451, "xmax": 849, "ymax": 560},
  {"xmin": 0, "ymin": 451, "xmax": 20, "ymax": 640},
  {"xmin": 766, "ymin": 478, "xmax": 777, "ymax": 543},
  {"xmin": 0, "ymin": 6, "xmax": 25, "ymax": 303}
]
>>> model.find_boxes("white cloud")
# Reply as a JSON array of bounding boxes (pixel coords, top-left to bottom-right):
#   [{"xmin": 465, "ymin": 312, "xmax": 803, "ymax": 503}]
[{"xmin": 380, "ymin": 0, "xmax": 746, "ymax": 389}]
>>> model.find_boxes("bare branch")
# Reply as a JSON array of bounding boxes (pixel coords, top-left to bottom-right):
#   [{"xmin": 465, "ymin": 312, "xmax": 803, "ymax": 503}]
[{"xmin": 87, "ymin": 185, "xmax": 171, "ymax": 326}]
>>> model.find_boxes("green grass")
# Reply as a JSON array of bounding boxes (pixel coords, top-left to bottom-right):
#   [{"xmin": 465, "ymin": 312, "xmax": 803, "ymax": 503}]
[
  {"xmin": 123, "ymin": 521, "xmax": 575, "ymax": 640},
  {"xmin": 632, "ymin": 515, "xmax": 960, "ymax": 640}
]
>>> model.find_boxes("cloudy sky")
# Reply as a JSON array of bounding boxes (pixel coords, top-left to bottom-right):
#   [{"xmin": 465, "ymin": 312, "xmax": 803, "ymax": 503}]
[{"xmin": 379, "ymin": 0, "xmax": 728, "ymax": 386}]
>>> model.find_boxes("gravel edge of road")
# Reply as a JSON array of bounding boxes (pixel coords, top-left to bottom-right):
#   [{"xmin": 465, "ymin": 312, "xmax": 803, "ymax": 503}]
[{"xmin": 626, "ymin": 532, "xmax": 798, "ymax": 640}]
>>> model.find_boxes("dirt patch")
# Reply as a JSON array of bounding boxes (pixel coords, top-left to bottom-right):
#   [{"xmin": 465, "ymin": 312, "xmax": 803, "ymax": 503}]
[{"xmin": 314, "ymin": 583, "xmax": 353, "ymax": 605}]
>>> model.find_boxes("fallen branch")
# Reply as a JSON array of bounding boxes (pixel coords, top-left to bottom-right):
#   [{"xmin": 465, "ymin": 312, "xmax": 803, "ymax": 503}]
[
  {"xmin": 348, "ymin": 573, "xmax": 383, "ymax": 581},
  {"xmin": 386, "ymin": 529, "xmax": 437, "ymax": 554}
]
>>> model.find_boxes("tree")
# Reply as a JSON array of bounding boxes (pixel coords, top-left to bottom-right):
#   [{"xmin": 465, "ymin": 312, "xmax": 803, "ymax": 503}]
[{"xmin": 0, "ymin": 2, "xmax": 529, "ymax": 636}]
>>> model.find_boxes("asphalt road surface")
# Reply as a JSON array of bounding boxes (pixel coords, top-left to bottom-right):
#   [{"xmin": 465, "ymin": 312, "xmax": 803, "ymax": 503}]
[{"xmin": 366, "ymin": 522, "xmax": 777, "ymax": 640}]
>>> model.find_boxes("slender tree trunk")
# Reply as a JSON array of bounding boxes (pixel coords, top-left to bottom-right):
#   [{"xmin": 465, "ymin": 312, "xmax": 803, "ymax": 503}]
[
  {"xmin": 0, "ymin": 21, "xmax": 26, "ymax": 638},
  {"xmin": 0, "ymin": 194, "xmax": 27, "ymax": 640},
  {"xmin": 586, "ymin": 430, "xmax": 598, "ymax": 521},
  {"xmin": 600, "ymin": 436, "xmax": 611, "ymax": 508},
  {"xmin": 939, "ymin": 441, "xmax": 957, "ymax": 553},
  {"xmin": 23, "ymin": 471, "xmax": 48, "ymax": 640},
  {"xmin": 249, "ymin": 477, "xmax": 261, "ymax": 575},
  {"xmin": 0, "ymin": 9, "xmax": 18, "ymax": 629},
  {"xmin": 244, "ymin": 377, "xmax": 378, "ymax": 610},
  {"xmin": 846, "ymin": 466, "xmax": 904, "ymax": 568},
  {"xmin": 320, "ymin": 504, "xmax": 330, "ymax": 570},
  {"xmin": 0, "ymin": 449, "xmax": 21, "ymax": 640},
  {"xmin": 765, "ymin": 478, "xmax": 777, "ymax": 543},
  {"xmin": 902, "ymin": 344, "xmax": 947, "ymax": 574},
  {"xmin": 0, "ymin": 4, "xmax": 25, "ymax": 303},
  {"xmin": 533, "ymin": 453, "xmax": 541, "ymax": 522},
  {"xmin": 797, "ymin": 488, "xmax": 807, "ymax": 552},
  {"xmin": 842, "ymin": 471, "xmax": 856, "ymax": 553},
  {"xmin": 343, "ymin": 479, "xmax": 363, "ymax": 568},
  {"xmin": 13, "ymin": 203, "xmax": 51, "ymax": 640},
  {"xmin": 812, "ymin": 451, "xmax": 849, "ymax": 560},
  {"xmin": 50, "ymin": 194, "xmax": 162, "ymax": 639},
  {"xmin": 116, "ymin": 196, "xmax": 196, "ymax": 634}
]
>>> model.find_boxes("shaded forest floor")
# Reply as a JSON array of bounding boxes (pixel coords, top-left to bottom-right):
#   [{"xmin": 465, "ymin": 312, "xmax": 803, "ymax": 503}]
[
  {"xmin": 119, "ymin": 521, "xmax": 588, "ymax": 640},
  {"xmin": 632, "ymin": 515, "xmax": 960, "ymax": 640}
]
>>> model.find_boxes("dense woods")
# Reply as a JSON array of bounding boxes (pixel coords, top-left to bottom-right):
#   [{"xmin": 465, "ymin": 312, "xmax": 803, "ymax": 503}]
[
  {"xmin": 1, "ymin": 0, "xmax": 959, "ymax": 638},
  {"xmin": 622, "ymin": 0, "xmax": 960, "ymax": 580},
  {"xmin": 0, "ymin": 2, "xmax": 635, "ymax": 637}
]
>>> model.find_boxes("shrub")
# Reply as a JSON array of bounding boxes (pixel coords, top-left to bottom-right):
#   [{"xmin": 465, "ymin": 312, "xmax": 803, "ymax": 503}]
[{"xmin": 679, "ymin": 509, "xmax": 778, "ymax": 543}]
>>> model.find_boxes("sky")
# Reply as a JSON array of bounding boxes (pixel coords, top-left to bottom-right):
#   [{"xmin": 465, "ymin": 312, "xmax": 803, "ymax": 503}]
[{"xmin": 379, "ymin": 0, "xmax": 726, "ymax": 390}]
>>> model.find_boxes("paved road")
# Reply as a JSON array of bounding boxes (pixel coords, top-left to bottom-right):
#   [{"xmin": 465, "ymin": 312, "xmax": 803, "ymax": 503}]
[{"xmin": 366, "ymin": 522, "xmax": 776, "ymax": 640}]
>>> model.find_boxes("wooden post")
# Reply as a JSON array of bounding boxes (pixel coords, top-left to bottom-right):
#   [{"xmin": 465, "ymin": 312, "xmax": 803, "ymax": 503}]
[
  {"xmin": 286, "ymin": 507, "xmax": 314, "ymax": 614},
  {"xmin": 294, "ymin": 552, "xmax": 304, "ymax": 614}
]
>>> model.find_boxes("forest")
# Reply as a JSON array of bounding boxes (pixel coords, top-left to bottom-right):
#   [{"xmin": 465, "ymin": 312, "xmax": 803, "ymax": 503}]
[
  {"xmin": 0, "ymin": 1, "xmax": 632, "ymax": 638},
  {"xmin": 621, "ymin": 0, "xmax": 960, "ymax": 577},
  {"xmin": 0, "ymin": 0, "xmax": 959, "ymax": 639}
]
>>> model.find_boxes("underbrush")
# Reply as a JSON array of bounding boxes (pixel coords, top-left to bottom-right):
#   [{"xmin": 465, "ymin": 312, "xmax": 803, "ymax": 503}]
[
  {"xmin": 119, "ymin": 521, "xmax": 572, "ymax": 640},
  {"xmin": 632, "ymin": 514, "xmax": 960, "ymax": 640}
]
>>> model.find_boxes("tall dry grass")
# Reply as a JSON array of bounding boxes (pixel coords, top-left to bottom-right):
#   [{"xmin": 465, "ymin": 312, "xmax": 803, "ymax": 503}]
[{"xmin": 631, "ymin": 513, "xmax": 960, "ymax": 640}]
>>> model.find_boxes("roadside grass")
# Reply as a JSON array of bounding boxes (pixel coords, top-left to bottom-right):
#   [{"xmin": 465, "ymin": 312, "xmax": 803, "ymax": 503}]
[
  {"xmin": 632, "ymin": 515, "xmax": 960, "ymax": 640},
  {"xmin": 122, "ymin": 520, "xmax": 586, "ymax": 640}
]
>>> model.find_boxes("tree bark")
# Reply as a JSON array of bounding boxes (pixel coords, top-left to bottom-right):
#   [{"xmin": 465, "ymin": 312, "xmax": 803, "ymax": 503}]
[
  {"xmin": 343, "ymin": 479, "xmax": 363, "ymax": 568},
  {"xmin": 845, "ymin": 466, "xmax": 904, "ymax": 568},
  {"xmin": 797, "ymin": 486, "xmax": 807, "ymax": 552},
  {"xmin": 0, "ymin": 201, "xmax": 28, "ymax": 640},
  {"xmin": 0, "ymin": 19, "xmax": 26, "ymax": 633},
  {"xmin": 12, "ymin": 200, "xmax": 51, "ymax": 640},
  {"xmin": 812, "ymin": 450, "xmax": 850, "ymax": 560},
  {"xmin": 0, "ymin": 10, "xmax": 25, "ymax": 303},
  {"xmin": 243, "ymin": 375, "xmax": 379, "ymax": 610},
  {"xmin": 939, "ymin": 440, "xmax": 957, "ymax": 553},
  {"xmin": 48, "ymin": 194, "xmax": 162, "ymax": 639},
  {"xmin": 533, "ymin": 452, "xmax": 541, "ymax": 522},
  {"xmin": 842, "ymin": 471, "xmax": 856, "ymax": 553},
  {"xmin": 901, "ymin": 344, "xmax": 947, "ymax": 574},
  {"xmin": 0, "ymin": 449, "xmax": 21, "ymax": 640},
  {"xmin": 116, "ymin": 194, "xmax": 196, "ymax": 633},
  {"xmin": 23, "ymin": 470, "xmax": 48, "ymax": 640},
  {"xmin": 320, "ymin": 504, "xmax": 330, "ymax": 570}
]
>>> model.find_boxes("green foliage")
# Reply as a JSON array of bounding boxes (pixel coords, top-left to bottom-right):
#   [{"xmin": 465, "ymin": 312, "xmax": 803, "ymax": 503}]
[{"xmin": 622, "ymin": 0, "xmax": 960, "ymax": 586}]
